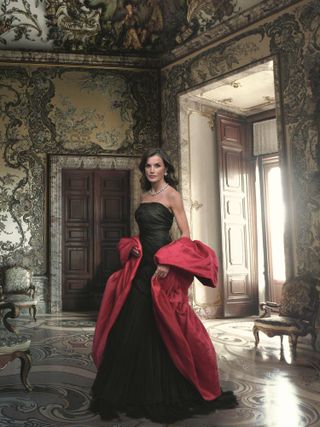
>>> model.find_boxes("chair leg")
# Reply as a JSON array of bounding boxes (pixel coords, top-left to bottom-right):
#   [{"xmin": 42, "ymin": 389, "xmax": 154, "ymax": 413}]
[
  {"xmin": 311, "ymin": 331, "xmax": 317, "ymax": 351},
  {"xmin": 29, "ymin": 305, "xmax": 37, "ymax": 322},
  {"xmin": 290, "ymin": 335, "xmax": 298, "ymax": 358},
  {"xmin": 253, "ymin": 325, "xmax": 260, "ymax": 347},
  {"xmin": 279, "ymin": 335, "xmax": 284, "ymax": 360},
  {"xmin": 17, "ymin": 350, "xmax": 32, "ymax": 391}
]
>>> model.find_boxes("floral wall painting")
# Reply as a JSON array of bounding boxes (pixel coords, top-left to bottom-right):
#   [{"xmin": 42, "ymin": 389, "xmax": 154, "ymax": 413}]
[
  {"xmin": 0, "ymin": 0, "xmax": 48, "ymax": 49},
  {"xmin": 50, "ymin": 70, "xmax": 139, "ymax": 152},
  {"xmin": 46, "ymin": 0, "xmax": 101, "ymax": 51}
]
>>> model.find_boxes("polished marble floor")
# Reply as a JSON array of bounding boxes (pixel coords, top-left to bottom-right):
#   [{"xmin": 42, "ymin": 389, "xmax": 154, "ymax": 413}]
[{"xmin": 0, "ymin": 312, "xmax": 319, "ymax": 427}]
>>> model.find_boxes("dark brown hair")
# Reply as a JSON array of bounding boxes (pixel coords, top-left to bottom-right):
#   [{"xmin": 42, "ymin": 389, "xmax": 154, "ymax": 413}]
[{"xmin": 139, "ymin": 148, "xmax": 178, "ymax": 191}]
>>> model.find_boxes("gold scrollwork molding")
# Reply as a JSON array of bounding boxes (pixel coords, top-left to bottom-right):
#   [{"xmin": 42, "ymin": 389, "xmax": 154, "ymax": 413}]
[{"xmin": 191, "ymin": 200, "xmax": 203, "ymax": 210}]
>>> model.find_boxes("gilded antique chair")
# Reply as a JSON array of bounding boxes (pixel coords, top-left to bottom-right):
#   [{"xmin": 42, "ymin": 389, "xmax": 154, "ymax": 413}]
[
  {"xmin": 0, "ymin": 294, "xmax": 32, "ymax": 391},
  {"xmin": 253, "ymin": 276, "xmax": 319, "ymax": 358},
  {"xmin": 1, "ymin": 266, "xmax": 37, "ymax": 324}
]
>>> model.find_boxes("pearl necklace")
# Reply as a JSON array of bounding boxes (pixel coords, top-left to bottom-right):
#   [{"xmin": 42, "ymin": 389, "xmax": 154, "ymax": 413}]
[{"xmin": 149, "ymin": 183, "xmax": 169, "ymax": 196}]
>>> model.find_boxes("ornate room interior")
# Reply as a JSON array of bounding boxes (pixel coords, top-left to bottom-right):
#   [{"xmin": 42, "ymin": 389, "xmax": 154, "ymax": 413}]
[{"xmin": 0, "ymin": 0, "xmax": 319, "ymax": 426}]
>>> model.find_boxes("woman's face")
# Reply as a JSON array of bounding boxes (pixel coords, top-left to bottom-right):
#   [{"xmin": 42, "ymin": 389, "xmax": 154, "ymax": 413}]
[{"xmin": 145, "ymin": 155, "xmax": 166, "ymax": 184}]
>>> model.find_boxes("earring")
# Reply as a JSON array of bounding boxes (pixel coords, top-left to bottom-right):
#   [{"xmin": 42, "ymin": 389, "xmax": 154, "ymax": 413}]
[{"xmin": 165, "ymin": 171, "xmax": 168, "ymax": 176}]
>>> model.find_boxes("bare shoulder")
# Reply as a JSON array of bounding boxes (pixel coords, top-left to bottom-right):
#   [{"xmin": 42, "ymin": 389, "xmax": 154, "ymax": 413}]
[
  {"xmin": 140, "ymin": 191, "xmax": 149, "ymax": 203},
  {"xmin": 166, "ymin": 186, "xmax": 183, "ymax": 208}
]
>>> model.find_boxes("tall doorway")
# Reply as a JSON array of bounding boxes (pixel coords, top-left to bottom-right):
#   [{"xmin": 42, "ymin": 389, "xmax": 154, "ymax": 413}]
[
  {"xmin": 62, "ymin": 169, "xmax": 130, "ymax": 311},
  {"xmin": 180, "ymin": 59, "xmax": 288, "ymax": 317}
]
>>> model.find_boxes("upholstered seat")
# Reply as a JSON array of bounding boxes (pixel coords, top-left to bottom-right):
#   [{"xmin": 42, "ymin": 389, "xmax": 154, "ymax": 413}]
[
  {"xmin": 0, "ymin": 330, "xmax": 31, "ymax": 353},
  {"xmin": 253, "ymin": 276, "xmax": 319, "ymax": 358},
  {"xmin": 1, "ymin": 266, "xmax": 37, "ymax": 325},
  {"xmin": 0, "ymin": 299, "xmax": 32, "ymax": 391}
]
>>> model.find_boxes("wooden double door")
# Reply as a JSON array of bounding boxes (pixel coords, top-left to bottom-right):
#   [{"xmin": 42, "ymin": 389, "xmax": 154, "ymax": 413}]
[
  {"xmin": 62, "ymin": 169, "xmax": 130, "ymax": 311},
  {"xmin": 216, "ymin": 113, "xmax": 285, "ymax": 317}
]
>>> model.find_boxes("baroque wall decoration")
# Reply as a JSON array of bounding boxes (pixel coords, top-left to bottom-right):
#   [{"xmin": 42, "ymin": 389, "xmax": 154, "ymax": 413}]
[
  {"xmin": 48, "ymin": 0, "xmax": 166, "ymax": 52},
  {"xmin": 1, "ymin": 0, "xmax": 318, "ymax": 314},
  {"xmin": 161, "ymin": 0, "xmax": 320, "ymax": 279},
  {"xmin": 0, "ymin": 0, "xmax": 48, "ymax": 48},
  {"xmin": 0, "ymin": 64, "xmax": 160, "ymax": 273},
  {"xmin": 46, "ymin": 0, "xmax": 237, "ymax": 53},
  {"xmin": 0, "ymin": 0, "xmax": 301, "ymax": 60}
]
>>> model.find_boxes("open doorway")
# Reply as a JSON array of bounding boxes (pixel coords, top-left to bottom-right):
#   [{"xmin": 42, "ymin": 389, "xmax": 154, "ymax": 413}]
[
  {"xmin": 249, "ymin": 116, "xmax": 286, "ymax": 305},
  {"xmin": 180, "ymin": 59, "xmax": 286, "ymax": 317}
]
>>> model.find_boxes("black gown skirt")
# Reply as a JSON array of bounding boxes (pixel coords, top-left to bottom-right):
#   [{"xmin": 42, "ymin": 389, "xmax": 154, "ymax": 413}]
[{"xmin": 90, "ymin": 203, "xmax": 237, "ymax": 423}]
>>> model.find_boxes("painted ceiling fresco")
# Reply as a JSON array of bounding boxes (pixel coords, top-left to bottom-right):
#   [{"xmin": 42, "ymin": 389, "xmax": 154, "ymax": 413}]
[{"xmin": 0, "ymin": 0, "xmax": 295, "ymax": 56}]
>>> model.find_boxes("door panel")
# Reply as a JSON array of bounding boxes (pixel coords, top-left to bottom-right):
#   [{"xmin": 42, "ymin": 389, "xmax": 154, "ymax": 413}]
[
  {"xmin": 94, "ymin": 171, "xmax": 130, "ymax": 294},
  {"xmin": 62, "ymin": 169, "xmax": 130, "ymax": 311},
  {"xmin": 62, "ymin": 171, "xmax": 93, "ymax": 311},
  {"xmin": 217, "ymin": 114, "xmax": 258, "ymax": 317}
]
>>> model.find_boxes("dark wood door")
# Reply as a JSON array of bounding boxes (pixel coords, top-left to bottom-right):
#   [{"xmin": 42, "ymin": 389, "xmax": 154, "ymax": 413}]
[
  {"xmin": 62, "ymin": 169, "xmax": 130, "ymax": 311},
  {"xmin": 216, "ymin": 114, "xmax": 258, "ymax": 317}
]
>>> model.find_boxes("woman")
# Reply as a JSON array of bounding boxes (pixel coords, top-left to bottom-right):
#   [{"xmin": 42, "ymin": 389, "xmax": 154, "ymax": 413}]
[{"xmin": 90, "ymin": 148, "xmax": 237, "ymax": 423}]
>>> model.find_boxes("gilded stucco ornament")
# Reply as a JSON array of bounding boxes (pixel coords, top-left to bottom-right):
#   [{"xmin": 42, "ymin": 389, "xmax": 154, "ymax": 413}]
[{"xmin": 266, "ymin": 14, "xmax": 306, "ymax": 123}]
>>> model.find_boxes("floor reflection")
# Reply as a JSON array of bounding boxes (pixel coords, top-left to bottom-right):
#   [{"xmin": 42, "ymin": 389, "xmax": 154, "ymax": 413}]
[{"xmin": 0, "ymin": 314, "xmax": 319, "ymax": 427}]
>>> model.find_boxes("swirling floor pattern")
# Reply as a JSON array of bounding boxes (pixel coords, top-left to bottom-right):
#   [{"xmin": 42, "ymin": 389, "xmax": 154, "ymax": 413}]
[{"xmin": 0, "ymin": 313, "xmax": 319, "ymax": 427}]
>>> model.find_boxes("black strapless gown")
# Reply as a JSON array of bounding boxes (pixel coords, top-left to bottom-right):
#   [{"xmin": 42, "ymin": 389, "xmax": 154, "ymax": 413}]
[{"xmin": 90, "ymin": 203, "xmax": 236, "ymax": 423}]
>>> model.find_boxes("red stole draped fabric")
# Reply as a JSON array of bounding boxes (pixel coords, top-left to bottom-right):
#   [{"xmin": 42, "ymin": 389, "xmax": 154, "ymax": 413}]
[{"xmin": 92, "ymin": 236, "xmax": 221, "ymax": 401}]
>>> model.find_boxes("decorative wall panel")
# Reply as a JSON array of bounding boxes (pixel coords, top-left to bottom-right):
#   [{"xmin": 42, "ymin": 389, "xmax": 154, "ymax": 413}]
[{"xmin": 0, "ymin": 65, "xmax": 159, "ymax": 275}]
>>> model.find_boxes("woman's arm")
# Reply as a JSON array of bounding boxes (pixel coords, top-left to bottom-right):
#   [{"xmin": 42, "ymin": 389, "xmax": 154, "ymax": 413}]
[
  {"xmin": 168, "ymin": 190, "xmax": 190, "ymax": 238},
  {"xmin": 153, "ymin": 189, "xmax": 190, "ymax": 280}
]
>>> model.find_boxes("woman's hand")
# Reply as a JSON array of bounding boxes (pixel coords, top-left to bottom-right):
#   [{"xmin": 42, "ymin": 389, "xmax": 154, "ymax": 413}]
[
  {"xmin": 153, "ymin": 264, "xmax": 170, "ymax": 279},
  {"xmin": 130, "ymin": 246, "xmax": 140, "ymax": 258}
]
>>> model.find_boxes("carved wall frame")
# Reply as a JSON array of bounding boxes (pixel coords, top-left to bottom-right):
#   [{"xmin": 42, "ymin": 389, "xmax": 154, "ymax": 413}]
[{"xmin": 49, "ymin": 155, "xmax": 140, "ymax": 313}]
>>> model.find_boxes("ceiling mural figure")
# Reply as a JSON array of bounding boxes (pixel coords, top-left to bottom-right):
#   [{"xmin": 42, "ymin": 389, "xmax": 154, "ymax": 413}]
[
  {"xmin": 47, "ymin": 0, "xmax": 236, "ymax": 52},
  {"xmin": 113, "ymin": 1, "xmax": 149, "ymax": 50},
  {"xmin": 47, "ymin": 0, "xmax": 166, "ymax": 51},
  {"xmin": 46, "ymin": 0, "xmax": 236, "ymax": 52},
  {"xmin": 85, "ymin": 0, "xmax": 165, "ymax": 50}
]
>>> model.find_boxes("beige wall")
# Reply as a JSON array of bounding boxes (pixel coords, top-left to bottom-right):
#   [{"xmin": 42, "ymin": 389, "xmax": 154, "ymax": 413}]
[{"xmin": 179, "ymin": 97, "xmax": 223, "ymax": 318}]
